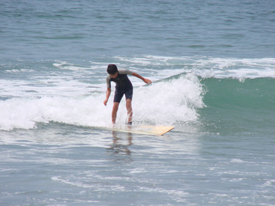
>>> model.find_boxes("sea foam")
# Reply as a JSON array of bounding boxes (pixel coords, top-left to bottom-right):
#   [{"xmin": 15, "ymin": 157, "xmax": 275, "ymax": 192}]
[{"xmin": 0, "ymin": 74, "xmax": 204, "ymax": 130}]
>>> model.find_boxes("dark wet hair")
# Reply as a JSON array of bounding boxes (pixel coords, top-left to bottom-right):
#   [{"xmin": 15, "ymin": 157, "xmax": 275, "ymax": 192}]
[{"xmin": 107, "ymin": 64, "xmax": 118, "ymax": 74}]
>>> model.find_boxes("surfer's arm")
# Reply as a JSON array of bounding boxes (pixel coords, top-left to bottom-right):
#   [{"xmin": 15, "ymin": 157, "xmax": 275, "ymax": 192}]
[
  {"xmin": 104, "ymin": 76, "xmax": 112, "ymax": 106},
  {"xmin": 132, "ymin": 72, "xmax": 152, "ymax": 84},
  {"xmin": 103, "ymin": 88, "xmax": 111, "ymax": 106}
]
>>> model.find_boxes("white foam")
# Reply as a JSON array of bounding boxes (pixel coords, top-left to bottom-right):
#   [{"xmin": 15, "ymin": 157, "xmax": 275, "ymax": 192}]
[
  {"xmin": 0, "ymin": 74, "xmax": 204, "ymax": 130},
  {"xmin": 260, "ymin": 179, "xmax": 275, "ymax": 188},
  {"xmin": 111, "ymin": 56, "xmax": 275, "ymax": 81},
  {"xmin": 0, "ymin": 95, "xmax": 109, "ymax": 130},
  {"xmin": 0, "ymin": 78, "xmax": 98, "ymax": 98},
  {"xmin": 230, "ymin": 159, "xmax": 244, "ymax": 163},
  {"xmin": 132, "ymin": 73, "xmax": 205, "ymax": 125},
  {"xmin": 8, "ymin": 55, "xmax": 274, "ymax": 130},
  {"xmin": 191, "ymin": 57, "xmax": 275, "ymax": 80}
]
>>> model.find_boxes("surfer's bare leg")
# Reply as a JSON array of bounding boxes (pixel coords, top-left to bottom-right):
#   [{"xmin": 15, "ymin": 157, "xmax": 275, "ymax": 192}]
[
  {"xmin": 126, "ymin": 99, "xmax": 133, "ymax": 124},
  {"xmin": 112, "ymin": 102, "xmax": 119, "ymax": 124}
]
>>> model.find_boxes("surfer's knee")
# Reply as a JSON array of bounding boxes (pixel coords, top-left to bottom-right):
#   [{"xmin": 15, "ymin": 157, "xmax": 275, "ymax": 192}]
[
  {"xmin": 126, "ymin": 100, "xmax": 132, "ymax": 112},
  {"xmin": 126, "ymin": 99, "xmax": 132, "ymax": 106},
  {"xmin": 112, "ymin": 102, "xmax": 119, "ymax": 112}
]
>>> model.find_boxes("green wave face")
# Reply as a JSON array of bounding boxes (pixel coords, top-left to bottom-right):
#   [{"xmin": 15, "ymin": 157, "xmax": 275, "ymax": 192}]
[{"xmin": 200, "ymin": 78, "xmax": 275, "ymax": 136}]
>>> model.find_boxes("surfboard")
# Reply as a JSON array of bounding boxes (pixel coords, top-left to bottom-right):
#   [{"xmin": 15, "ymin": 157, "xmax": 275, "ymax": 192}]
[{"xmin": 103, "ymin": 125, "xmax": 175, "ymax": 136}]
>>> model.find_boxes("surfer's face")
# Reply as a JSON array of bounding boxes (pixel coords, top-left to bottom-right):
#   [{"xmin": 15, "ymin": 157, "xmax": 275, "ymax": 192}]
[{"xmin": 110, "ymin": 72, "xmax": 118, "ymax": 78}]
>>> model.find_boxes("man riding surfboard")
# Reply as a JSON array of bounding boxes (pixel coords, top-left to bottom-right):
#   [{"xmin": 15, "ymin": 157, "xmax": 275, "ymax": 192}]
[{"xmin": 103, "ymin": 64, "xmax": 152, "ymax": 125}]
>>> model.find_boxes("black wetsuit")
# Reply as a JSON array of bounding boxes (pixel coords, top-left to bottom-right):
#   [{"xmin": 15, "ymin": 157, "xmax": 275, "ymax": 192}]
[{"xmin": 106, "ymin": 69, "xmax": 133, "ymax": 103}]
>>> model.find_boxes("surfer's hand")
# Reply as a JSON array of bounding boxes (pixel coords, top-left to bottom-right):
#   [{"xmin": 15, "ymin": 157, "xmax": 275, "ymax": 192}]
[
  {"xmin": 144, "ymin": 78, "xmax": 152, "ymax": 84},
  {"xmin": 103, "ymin": 99, "xmax": 108, "ymax": 106}
]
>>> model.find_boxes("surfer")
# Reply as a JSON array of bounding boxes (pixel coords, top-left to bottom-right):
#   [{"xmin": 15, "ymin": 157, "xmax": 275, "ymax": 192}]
[{"xmin": 103, "ymin": 64, "xmax": 152, "ymax": 125}]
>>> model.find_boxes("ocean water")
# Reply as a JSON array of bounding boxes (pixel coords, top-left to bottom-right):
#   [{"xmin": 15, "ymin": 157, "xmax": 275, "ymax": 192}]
[{"xmin": 1, "ymin": 0, "xmax": 275, "ymax": 205}]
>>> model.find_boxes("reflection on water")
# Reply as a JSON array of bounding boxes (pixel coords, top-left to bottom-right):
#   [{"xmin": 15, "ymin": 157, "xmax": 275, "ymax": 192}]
[{"xmin": 107, "ymin": 131, "xmax": 133, "ymax": 162}]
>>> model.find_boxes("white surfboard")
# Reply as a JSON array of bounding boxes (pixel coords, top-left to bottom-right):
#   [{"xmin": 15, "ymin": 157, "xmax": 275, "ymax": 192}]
[{"xmin": 102, "ymin": 125, "xmax": 175, "ymax": 136}]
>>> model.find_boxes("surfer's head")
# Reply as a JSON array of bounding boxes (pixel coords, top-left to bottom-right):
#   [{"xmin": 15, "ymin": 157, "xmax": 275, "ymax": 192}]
[{"xmin": 107, "ymin": 64, "xmax": 118, "ymax": 75}]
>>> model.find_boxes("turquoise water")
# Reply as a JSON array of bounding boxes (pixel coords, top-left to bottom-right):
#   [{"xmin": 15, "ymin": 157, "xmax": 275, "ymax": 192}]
[{"xmin": 1, "ymin": 0, "xmax": 275, "ymax": 205}]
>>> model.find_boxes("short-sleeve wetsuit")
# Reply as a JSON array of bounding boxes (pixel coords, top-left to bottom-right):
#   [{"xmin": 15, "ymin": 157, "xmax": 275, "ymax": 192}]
[{"xmin": 106, "ymin": 69, "xmax": 133, "ymax": 103}]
